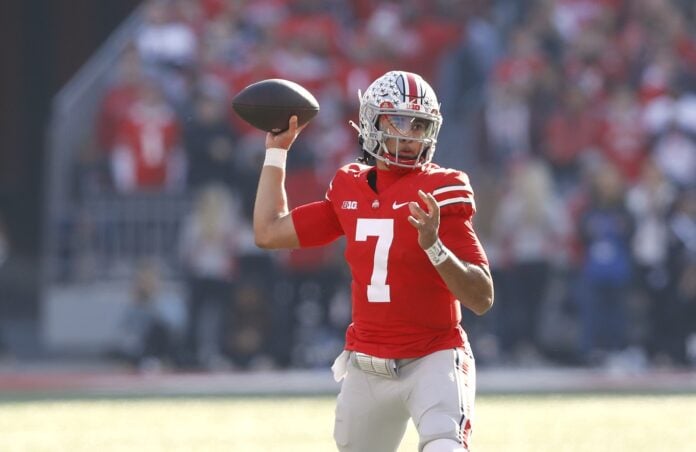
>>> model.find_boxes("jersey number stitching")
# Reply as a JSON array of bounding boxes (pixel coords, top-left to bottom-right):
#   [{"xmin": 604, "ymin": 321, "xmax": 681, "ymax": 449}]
[{"xmin": 355, "ymin": 218, "xmax": 393, "ymax": 302}]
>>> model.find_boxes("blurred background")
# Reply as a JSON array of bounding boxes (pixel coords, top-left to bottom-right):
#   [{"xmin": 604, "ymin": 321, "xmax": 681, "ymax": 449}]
[{"xmin": 0, "ymin": 0, "xmax": 694, "ymax": 388}]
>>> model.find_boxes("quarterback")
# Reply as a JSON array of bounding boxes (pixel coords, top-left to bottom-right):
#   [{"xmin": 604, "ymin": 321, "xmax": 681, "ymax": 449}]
[{"xmin": 253, "ymin": 71, "xmax": 494, "ymax": 451}]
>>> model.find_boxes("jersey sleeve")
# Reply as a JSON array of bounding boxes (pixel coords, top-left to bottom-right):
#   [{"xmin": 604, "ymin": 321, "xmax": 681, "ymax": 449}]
[
  {"xmin": 291, "ymin": 200, "xmax": 343, "ymax": 247},
  {"xmin": 432, "ymin": 171, "xmax": 476, "ymax": 218},
  {"xmin": 440, "ymin": 216, "xmax": 488, "ymax": 267},
  {"xmin": 434, "ymin": 171, "xmax": 488, "ymax": 266}
]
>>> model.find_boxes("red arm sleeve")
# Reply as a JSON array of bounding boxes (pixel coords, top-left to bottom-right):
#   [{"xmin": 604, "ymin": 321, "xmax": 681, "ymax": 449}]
[
  {"xmin": 432, "ymin": 170, "xmax": 488, "ymax": 266},
  {"xmin": 440, "ymin": 216, "xmax": 489, "ymax": 267},
  {"xmin": 291, "ymin": 200, "xmax": 344, "ymax": 247}
]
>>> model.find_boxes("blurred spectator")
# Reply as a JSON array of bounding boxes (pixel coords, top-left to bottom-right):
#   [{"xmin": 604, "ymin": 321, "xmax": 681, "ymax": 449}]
[
  {"xmin": 542, "ymin": 84, "xmax": 601, "ymax": 192},
  {"xmin": 92, "ymin": 45, "xmax": 144, "ymax": 191},
  {"xmin": 179, "ymin": 184, "xmax": 245, "ymax": 369},
  {"xmin": 136, "ymin": 0, "xmax": 201, "ymax": 108},
  {"xmin": 111, "ymin": 78, "xmax": 186, "ymax": 193},
  {"xmin": 484, "ymin": 82, "xmax": 532, "ymax": 168},
  {"xmin": 182, "ymin": 89, "xmax": 240, "ymax": 190},
  {"xmin": 302, "ymin": 82, "xmax": 355, "ymax": 181},
  {"xmin": 491, "ymin": 158, "xmax": 571, "ymax": 363},
  {"xmin": 439, "ymin": 12, "xmax": 497, "ymax": 116},
  {"xmin": 269, "ymin": 39, "xmax": 331, "ymax": 89},
  {"xmin": 225, "ymin": 277, "xmax": 272, "ymax": 369},
  {"xmin": 574, "ymin": 162, "xmax": 635, "ymax": 364},
  {"xmin": 363, "ymin": 2, "xmax": 423, "ymax": 64},
  {"xmin": 493, "ymin": 25, "xmax": 547, "ymax": 94},
  {"xmin": 598, "ymin": 84, "xmax": 648, "ymax": 183},
  {"xmin": 649, "ymin": 120, "xmax": 696, "ymax": 190},
  {"xmin": 626, "ymin": 158, "xmax": 678, "ymax": 363},
  {"xmin": 112, "ymin": 258, "xmax": 186, "ymax": 371},
  {"xmin": 642, "ymin": 80, "xmax": 696, "ymax": 188},
  {"xmin": 550, "ymin": 0, "xmax": 615, "ymax": 44},
  {"xmin": 96, "ymin": 44, "xmax": 143, "ymax": 159},
  {"xmin": 135, "ymin": 0, "xmax": 198, "ymax": 69},
  {"xmin": 173, "ymin": 0, "xmax": 208, "ymax": 33},
  {"xmin": 665, "ymin": 188, "xmax": 696, "ymax": 366},
  {"xmin": 488, "ymin": 23, "xmax": 549, "ymax": 152}
]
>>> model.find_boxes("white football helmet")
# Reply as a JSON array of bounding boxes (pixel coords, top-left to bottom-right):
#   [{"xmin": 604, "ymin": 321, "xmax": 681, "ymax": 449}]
[{"xmin": 355, "ymin": 71, "xmax": 442, "ymax": 169}]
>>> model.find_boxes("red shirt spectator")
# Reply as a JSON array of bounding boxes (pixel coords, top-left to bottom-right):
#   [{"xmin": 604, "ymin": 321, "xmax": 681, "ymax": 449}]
[
  {"xmin": 97, "ymin": 46, "xmax": 142, "ymax": 152},
  {"xmin": 112, "ymin": 82, "xmax": 183, "ymax": 192},
  {"xmin": 492, "ymin": 27, "xmax": 546, "ymax": 95},
  {"xmin": 543, "ymin": 86, "xmax": 601, "ymax": 169},
  {"xmin": 98, "ymin": 85, "xmax": 140, "ymax": 153},
  {"xmin": 597, "ymin": 86, "xmax": 647, "ymax": 182}
]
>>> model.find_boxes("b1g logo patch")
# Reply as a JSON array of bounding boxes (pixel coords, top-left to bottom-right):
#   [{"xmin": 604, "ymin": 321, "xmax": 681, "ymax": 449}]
[{"xmin": 342, "ymin": 200, "xmax": 358, "ymax": 210}]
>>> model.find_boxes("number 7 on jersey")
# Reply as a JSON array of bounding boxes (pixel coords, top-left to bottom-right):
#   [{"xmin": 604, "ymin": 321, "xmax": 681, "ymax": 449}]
[{"xmin": 355, "ymin": 218, "xmax": 393, "ymax": 302}]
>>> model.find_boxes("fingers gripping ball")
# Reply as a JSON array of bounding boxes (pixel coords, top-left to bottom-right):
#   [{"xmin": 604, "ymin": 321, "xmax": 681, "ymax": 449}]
[{"xmin": 231, "ymin": 79, "xmax": 320, "ymax": 133}]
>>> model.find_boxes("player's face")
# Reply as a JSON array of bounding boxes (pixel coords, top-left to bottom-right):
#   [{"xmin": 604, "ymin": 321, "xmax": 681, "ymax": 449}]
[{"xmin": 378, "ymin": 115, "xmax": 433, "ymax": 157}]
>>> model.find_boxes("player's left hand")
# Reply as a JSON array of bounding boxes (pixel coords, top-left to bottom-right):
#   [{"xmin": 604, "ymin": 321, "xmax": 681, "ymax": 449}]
[{"xmin": 408, "ymin": 190, "xmax": 440, "ymax": 249}]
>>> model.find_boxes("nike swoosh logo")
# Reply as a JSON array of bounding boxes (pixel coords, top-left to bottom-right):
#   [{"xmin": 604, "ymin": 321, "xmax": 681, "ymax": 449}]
[{"xmin": 392, "ymin": 201, "xmax": 410, "ymax": 210}]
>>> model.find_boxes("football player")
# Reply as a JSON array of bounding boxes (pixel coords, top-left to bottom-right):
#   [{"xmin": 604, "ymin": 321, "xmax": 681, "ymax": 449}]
[{"xmin": 254, "ymin": 71, "xmax": 494, "ymax": 452}]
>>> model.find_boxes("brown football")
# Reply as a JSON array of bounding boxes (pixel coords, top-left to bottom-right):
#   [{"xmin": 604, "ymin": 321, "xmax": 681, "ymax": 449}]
[{"xmin": 231, "ymin": 79, "xmax": 320, "ymax": 133}]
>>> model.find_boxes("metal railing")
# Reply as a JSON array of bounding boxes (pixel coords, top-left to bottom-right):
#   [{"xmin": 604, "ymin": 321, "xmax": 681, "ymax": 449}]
[
  {"xmin": 42, "ymin": 5, "xmax": 145, "ymax": 286},
  {"xmin": 47, "ymin": 193, "xmax": 192, "ymax": 284}
]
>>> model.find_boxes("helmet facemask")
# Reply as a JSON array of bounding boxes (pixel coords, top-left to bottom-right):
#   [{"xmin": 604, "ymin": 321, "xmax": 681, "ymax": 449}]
[{"xmin": 355, "ymin": 71, "xmax": 442, "ymax": 170}]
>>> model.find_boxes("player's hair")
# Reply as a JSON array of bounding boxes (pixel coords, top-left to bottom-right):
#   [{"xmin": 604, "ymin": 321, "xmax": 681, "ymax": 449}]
[{"xmin": 356, "ymin": 135, "xmax": 376, "ymax": 166}]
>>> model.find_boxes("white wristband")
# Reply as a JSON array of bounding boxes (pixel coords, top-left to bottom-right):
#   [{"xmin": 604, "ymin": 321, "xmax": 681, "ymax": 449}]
[
  {"xmin": 425, "ymin": 239, "xmax": 449, "ymax": 266},
  {"xmin": 264, "ymin": 148, "xmax": 288, "ymax": 169}
]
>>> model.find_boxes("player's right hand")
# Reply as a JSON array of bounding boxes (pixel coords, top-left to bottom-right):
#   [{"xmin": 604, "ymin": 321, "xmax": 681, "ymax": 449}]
[{"xmin": 265, "ymin": 115, "xmax": 306, "ymax": 150}]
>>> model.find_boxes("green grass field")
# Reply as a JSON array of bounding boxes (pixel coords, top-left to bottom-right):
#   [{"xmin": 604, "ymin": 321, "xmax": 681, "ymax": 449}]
[{"xmin": 1, "ymin": 394, "xmax": 695, "ymax": 451}]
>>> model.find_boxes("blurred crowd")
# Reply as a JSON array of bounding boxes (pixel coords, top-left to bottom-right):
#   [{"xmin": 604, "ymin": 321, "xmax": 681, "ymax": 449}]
[{"xmin": 77, "ymin": 0, "xmax": 696, "ymax": 372}]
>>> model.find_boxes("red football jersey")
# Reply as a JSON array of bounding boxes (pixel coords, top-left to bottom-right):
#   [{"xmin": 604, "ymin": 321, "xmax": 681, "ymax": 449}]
[
  {"xmin": 291, "ymin": 163, "xmax": 488, "ymax": 358},
  {"xmin": 115, "ymin": 103, "xmax": 180, "ymax": 189}
]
